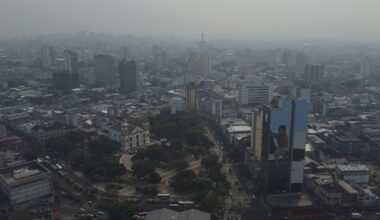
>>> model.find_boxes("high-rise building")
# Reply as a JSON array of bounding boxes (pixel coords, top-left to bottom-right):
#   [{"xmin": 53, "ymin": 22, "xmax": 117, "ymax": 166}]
[
  {"xmin": 152, "ymin": 45, "xmax": 166, "ymax": 69},
  {"xmin": 121, "ymin": 46, "xmax": 129, "ymax": 60},
  {"xmin": 360, "ymin": 57, "xmax": 371, "ymax": 78},
  {"xmin": 94, "ymin": 54, "xmax": 116, "ymax": 85},
  {"xmin": 41, "ymin": 45, "xmax": 54, "ymax": 69},
  {"xmin": 0, "ymin": 121, "xmax": 6, "ymax": 139},
  {"xmin": 64, "ymin": 50, "xmax": 79, "ymax": 73},
  {"xmin": 189, "ymin": 34, "xmax": 210, "ymax": 76},
  {"xmin": 303, "ymin": 64, "xmax": 324, "ymax": 82},
  {"xmin": 251, "ymin": 100, "xmax": 308, "ymax": 195},
  {"xmin": 189, "ymin": 54, "xmax": 210, "ymax": 76},
  {"xmin": 239, "ymin": 82, "xmax": 273, "ymax": 106},
  {"xmin": 197, "ymin": 89, "xmax": 223, "ymax": 120},
  {"xmin": 52, "ymin": 70, "xmax": 79, "ymax": 94},
  {"xmin": 291, "ymin": 87, "xmax": 311, "ymax": 102},
  {"xmin": 118, "ymin": 60, "xmax": 137, "ymax": 94},
  {"xmin": 186, "ymin": 82, "xmax": 197, "ymax": 112},
  {"xmin": 197, "ymin": 33, "xmax": 208, "ymax": 52},
  {"xmin": 294, "ymin": 53, "xmax": 306, "ymax": 78}
]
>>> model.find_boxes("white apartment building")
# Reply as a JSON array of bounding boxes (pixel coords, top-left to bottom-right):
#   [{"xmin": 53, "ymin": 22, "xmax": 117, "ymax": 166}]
[
  {"xmin": 336, "ymin": 164, "xmax": 369, "ymax": 184},
  {"xmin": 238, "ymin": 82, "xmax": 273, "ymax": 105},
  {"xmin": 41, "ymin": 45, "xmax": 54, "ymax": 69}
]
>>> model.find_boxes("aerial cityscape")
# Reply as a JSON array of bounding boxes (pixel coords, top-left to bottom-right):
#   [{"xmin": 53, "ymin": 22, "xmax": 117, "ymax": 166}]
[{"xmin": 1, "ymin": 0, "xmax": 380, "ymax": 220}]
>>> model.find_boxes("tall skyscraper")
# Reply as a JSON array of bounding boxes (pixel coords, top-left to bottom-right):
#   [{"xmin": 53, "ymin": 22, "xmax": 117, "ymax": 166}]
[
  {"xmin": 121, "ymin": 46, "xmax": 129, "ymax": 60},
  {"xmin": 94, "ymin": 54, "xmax": 116, "ymax": 85},
  {"xmin": 118, "ymin": 60, "xmax": 137, "ymax": 94},
  {"xmin": 52, "ymin": 71, "xmax": 79, "ymax": 94},
  {"xmin": 189, "ymin": 34, "xmax": 210, "ymax": 76},
  {"xmin": 252, "ymin": 100, "xmax": 308, "ymax": 195},
  {"xmin": 41, "ymin": 45, "xmax": 54, "ymax": 69},
  {"xmin": 153, "ymin": 45, "xmax": 166, "ymax": 69},
  {"xmin": 64, "ymin": 50, "xmax": 79, "ymax": 73},
  {"xmin": 303, "ymin": 64, "xmax": 324, "ymax": 82},
  {"xmin": 186, "ymin": 82, "xmax": 197, "ymax": 112},
  {"xmin": 189, "ymin": 54, "xmax": 210, "ymax": 76},
  {"xmin": 360, "ymin": 57, "xmax": 371, "ymax": 78},
  {"xmin": 0, "ymin": 120, "xmax": 6, "ymax": 139}
]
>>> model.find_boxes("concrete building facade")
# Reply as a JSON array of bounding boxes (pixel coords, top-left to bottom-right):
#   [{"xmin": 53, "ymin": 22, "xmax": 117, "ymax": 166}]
[
  {"xmin": 0, "ymin": 161, "xmax": 54, "ymax": 210},
  {"xmin": 119, "ymin": 60, "xmax": 137, "ymax": 94}
]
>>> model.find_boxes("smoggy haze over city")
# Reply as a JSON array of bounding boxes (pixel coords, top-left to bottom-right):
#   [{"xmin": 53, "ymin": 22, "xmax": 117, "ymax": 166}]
[{"xmin": 1, "ymin": 0, "xmax": 380, "ymax": 42}]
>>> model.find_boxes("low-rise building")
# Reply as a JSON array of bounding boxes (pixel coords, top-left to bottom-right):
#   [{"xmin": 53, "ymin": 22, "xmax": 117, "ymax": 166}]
[
  {"xmin": 30, "ymin": 122, "xmax": 74, "ymax": 144},
  {"xmin": 319, "ymin": 148, "xmax": 346, "ymax": 165},
  {"xmin": 304, "ymin": 174, "xmax": 342, "ymax": 207},
  {"xmin": 330, "ymin": 133, "xmax": 361, "ymax": 156},
  {"xmin": 222, "ymin": 118, "xmax": 251, "ymax": 144},
  {"xmin": 336, "ymin": 164, "xmax": 369, "ymax": 184},
  {"xmin": 288, "ymin": 207, "xmax": 337, "ymax": 220},
  {"xmin": 0, "ymin": 161, "xmax": 54, "ymax": 211}
]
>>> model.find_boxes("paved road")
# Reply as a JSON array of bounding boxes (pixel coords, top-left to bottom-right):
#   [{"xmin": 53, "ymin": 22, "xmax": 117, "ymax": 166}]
[
  {"xmin": 205, "ymin": 126, "xmax": 289, "ymax": 220},
  {"xmin": 205, "ymin": 127, "xmax": 250, "ymax": 209}
]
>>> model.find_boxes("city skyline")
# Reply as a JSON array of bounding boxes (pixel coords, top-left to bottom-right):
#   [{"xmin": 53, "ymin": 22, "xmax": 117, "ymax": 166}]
[{"xmin": 1, "ymin": 0, "xmax": 380, "ymax": 42}]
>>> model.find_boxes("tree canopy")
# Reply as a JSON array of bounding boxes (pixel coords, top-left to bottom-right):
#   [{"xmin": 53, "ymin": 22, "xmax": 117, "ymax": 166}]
[
  {"xmin": 131, "ymin": 159, "xmax": 155, "ymax": 178},
  {"xmin": 170, "ymin": 170, "xmax": 197, "ymax": 192},
  {"xmin": 108, "ymin": 202, "xmax": 135, "ymax": 220}
]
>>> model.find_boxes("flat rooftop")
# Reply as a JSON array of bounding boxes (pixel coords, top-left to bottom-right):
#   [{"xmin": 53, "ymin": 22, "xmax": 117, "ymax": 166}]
[
  {"xmin": 337, "ymin": 164, "xmax": 369, "ymax": 172},
  {"xmin": 221, "ymin": 118, "xmax": 247, "ymax": 126},
  {"xmin": 227, "ymin": 125, "xmax": 251, "ymax": 133},
  {"xmin": 307, "ymin": 134, "xmax": 325, "ymax": 144},
  {"xmin": 0, "ymin": 161, "xmax": 50, "ymax": 187},
  {"xmin": 334, "ymin": 134, "xmax": 360, "ymax": 143}
]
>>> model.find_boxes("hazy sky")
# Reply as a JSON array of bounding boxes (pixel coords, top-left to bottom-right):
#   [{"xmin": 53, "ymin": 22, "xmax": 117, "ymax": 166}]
[{"xmin": 1, "ymin": 0, "xmax": 380, "ymax": 41}]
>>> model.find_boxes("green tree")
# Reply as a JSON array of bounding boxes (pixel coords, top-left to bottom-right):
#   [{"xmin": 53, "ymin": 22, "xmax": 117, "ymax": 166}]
[
  {"xmin": 88, "ymin": 136, "xmax": 121, "ymax": 156},
  {"xmin": 146, "ymin": 171, "xmax": 161, "ymax": 184},
  {"xmin": 201, "ymin": 153, "xmax": 219, "ymax": 169},
  {"xmin": 168, "ymin": 149, "xmax": 185, "ymax": 162},
  {"xmin": 193, "ymin": 177, "xmax": 215, "ymax": 201},
  {"xmin": 170, "ymin": 170, "xmax": 197, "ymax": 192},
  {"xmin": 175, "ymin": 160, "xmax": 189, "ymax": 172},
  {"xmin": 136, "ymin": 185, "xmax": 159, "ymax": 195},
  {"xmin": 169, "ymin": 138, "xmax": 184, "ymax": 150},
  {"xmin": 145, "ymin": 145, "xmax": 168, "ymax": 162},
  {"xmin": 23, "ymin": 150, "xmax": 37, "ymax": 161},
  {"xmin": 70, "ymin": 150, "xmax": 85, "ymax": 168},
  {"xmin": 181, "ymin": 128, "xmax": 203, "ymax": 146},
  {"xmin": 131, "ymin": 160, "xmax": 155, "ymax": 178},
  {"xmin": 64, "ymin": 131, "xmax": 85, "ymax": 143},
  {"xmin": 159, "ymin": 122, "xmax": 178, "ymax": 138},
  {"xmin": 207, "ymin": 167, "xmax": 225, "ymax": 182},
  {"xmin": 202, "ymin": 190, "xmax": 224, "ymax": 210},
  {"xmin": 46, "ymin": 137, "xmax": 74, "ymax": 158},
  {"xmin": 108, "ymin": 202, "xmax": 135, "ymax": 220}
]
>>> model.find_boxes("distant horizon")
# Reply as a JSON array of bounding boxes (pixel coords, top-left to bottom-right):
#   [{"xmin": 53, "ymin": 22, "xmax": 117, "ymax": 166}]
[
  {"xmin": 1, "ymin": 31, "xmax": 380, "ymax": 46},
  {"xmin": 1, "ymin": 0, "xmax": 380, "ymax": 44}
]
